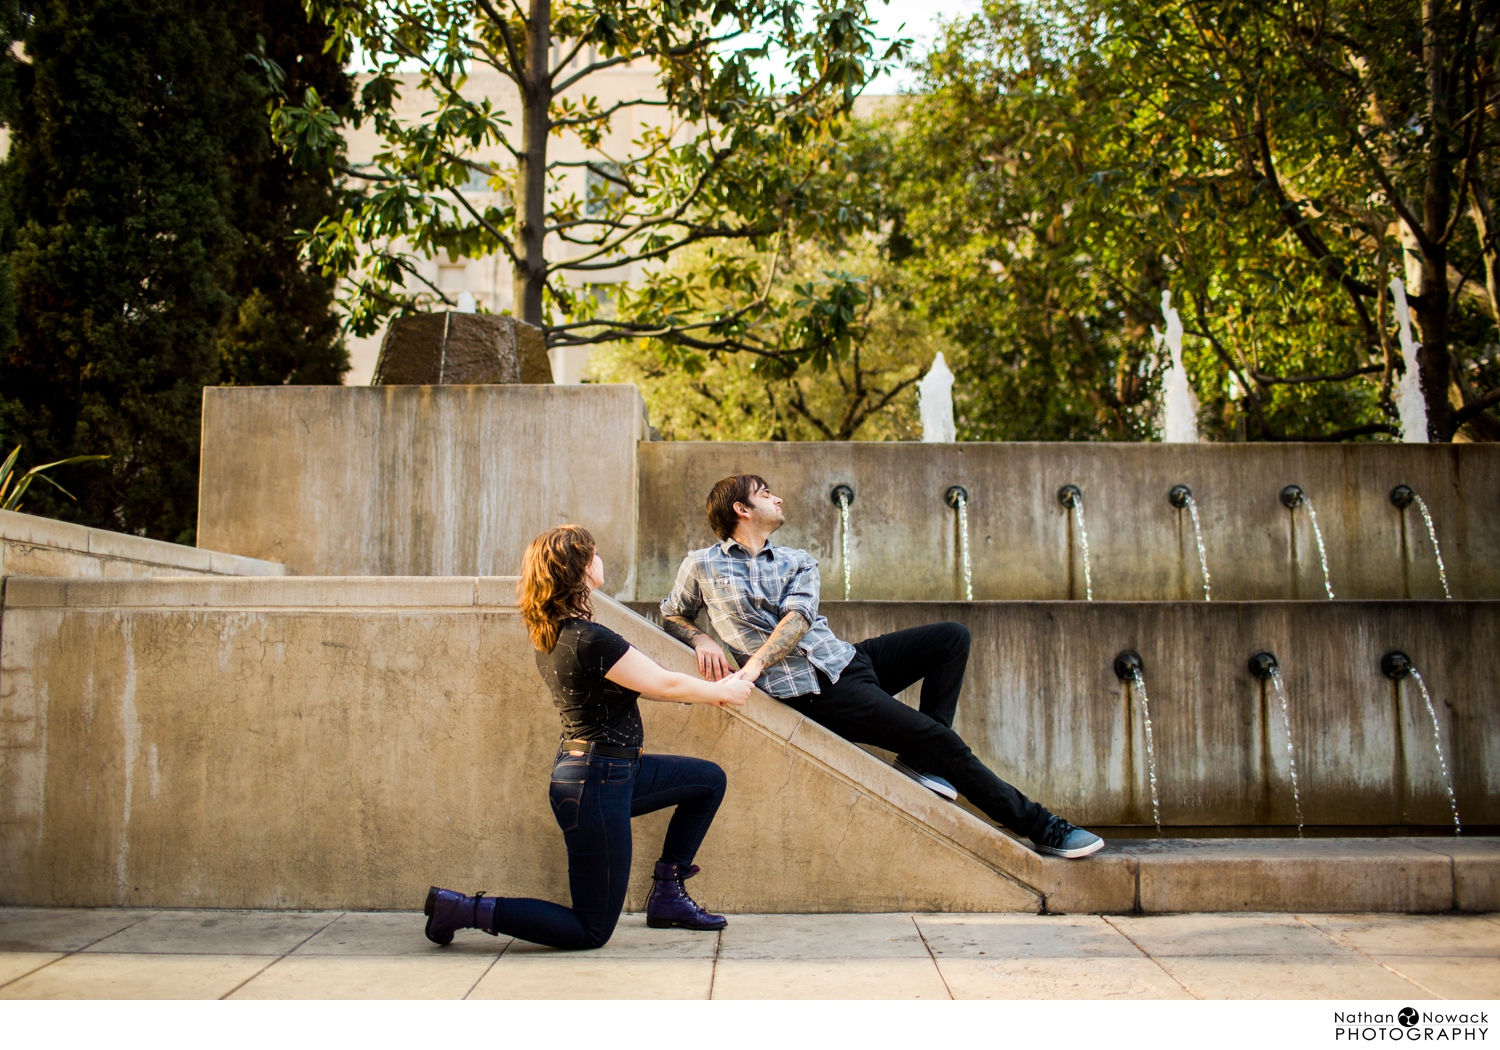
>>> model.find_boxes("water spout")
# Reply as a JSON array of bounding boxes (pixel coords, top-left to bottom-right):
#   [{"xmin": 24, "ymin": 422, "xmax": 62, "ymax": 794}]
[
  {"xmin": 1114, "ymin": 650, "xmax": 1160, "ymax": 834},
  {"xmin": 1169, "ymin": 485, "xmax": 1211, "ymax": 601},
  {"xmin": 945, "ymin": 486, "xmax": 972, "ymax": 601},
  {"xmin": 1248, "ymin": 651, "xmax": 1304, "ymax": 836},
  {"xmin": 1382, "ymin": 651, "xmax": 1461, "ymax": 834},
  {"xmin": 918, "ymin": 353, "xmax": 957, "ymax": 443},
  {"xmin": 1153, "ymin": 290, "xmax": 1200, "ymax": 442},
  {"xmin": 1392, "ymin": 485, "xmax": 1452, "ymax": 599},
  {"xmin": 1058, "ymin": 485, "xmax": 1094, "ymax": 601},
  {"xmin": 1390, "ymin": 278, "xmax": 1430, "ymax": 443},
  {"xmin": 831, "ymin": 485, "xmax": 854, "ymax": 600},
  {"xmin": 1281, "ymin": 485, "xmax": 1334, "ymax": 599}
]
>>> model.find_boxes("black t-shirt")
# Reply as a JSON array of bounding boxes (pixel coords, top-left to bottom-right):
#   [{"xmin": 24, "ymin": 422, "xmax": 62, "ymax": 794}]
[{"xmin": 536, "ymin": 619, "xmax": 643, "ymax": 747}]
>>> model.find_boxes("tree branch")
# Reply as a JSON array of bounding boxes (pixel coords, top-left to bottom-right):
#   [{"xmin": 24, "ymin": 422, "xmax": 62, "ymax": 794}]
[
  {"xmin": 1251, "ymin": 364, "xmax": 1383, "ymax": 385},
  {"xmin": 1452, "ymin": 386, "xmax": 1500, "ymax": 426}
]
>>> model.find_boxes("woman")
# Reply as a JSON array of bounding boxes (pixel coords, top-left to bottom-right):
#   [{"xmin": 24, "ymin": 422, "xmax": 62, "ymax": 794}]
[{"xmin": 424, "ymin": 524, "xmax": 752, "ymax": 949}]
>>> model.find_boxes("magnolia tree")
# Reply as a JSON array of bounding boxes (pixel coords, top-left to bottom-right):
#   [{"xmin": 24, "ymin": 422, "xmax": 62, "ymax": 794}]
[{"xmin": 274, "ymin": 0, "xmax": 904, "ymax": 372}]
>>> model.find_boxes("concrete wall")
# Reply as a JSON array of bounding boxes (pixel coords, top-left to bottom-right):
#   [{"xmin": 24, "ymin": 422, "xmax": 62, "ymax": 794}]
[
  {"xmin": 635, "ymin": 442, "xmax": 1500, "ymax": 602},
  {"xmin": 197, "ymin": 386, "xmax": 649, "ymax": 598},
  {"xmin": 1, "ymin": 575, "xmax": 1086, "ymax": 913},
  {"xmin": 813, "ymin": 601, "xmax": 1499, "ymax": 830},
  {"xmin": 0, "ymin": 509, "xmax": 285, "ymax": 580}
]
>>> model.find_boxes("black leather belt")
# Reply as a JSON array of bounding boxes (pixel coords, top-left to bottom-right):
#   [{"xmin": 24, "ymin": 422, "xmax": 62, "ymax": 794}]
[{"xmin": 559, "ymin": 739, "xmax": 643, "ymax": 759}]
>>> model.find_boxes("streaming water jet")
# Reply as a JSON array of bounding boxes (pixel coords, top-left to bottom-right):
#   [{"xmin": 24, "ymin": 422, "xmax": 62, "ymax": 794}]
[
  {"xmin": 1382, "ymin": 651, "xmax": 1461, "ymax": 834},
  {"xmin": 1280, "ymin": 485, "xmax": 1334, "ymax": 599},
  {"xmin": 1169, "ymin": 485, "xmax": 1211, "ymax": 601},
  {"xmin": 1249, "ymin": 651, "xmax": 1304, "ymax": 835},
  {"xmin": 1058, "ymin": 485, "xmax": 1093, "ymax": 601},
  {"xmin": 831, "ymin": 485, "xmax": 854, "ymax": 601},
  {"xmin": 945, "ymin": 486, "xmax": 972, "ymax": 601},
  {"xmin": 1391, "ymin": 485, "xmax": 1452, "ymax": 599},
  {"xmin": 1114, "ymin": 650, "xmax": 1160, "ymax": 833}
]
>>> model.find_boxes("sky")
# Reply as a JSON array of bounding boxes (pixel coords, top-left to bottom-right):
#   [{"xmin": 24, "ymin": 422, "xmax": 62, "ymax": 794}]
[{"xmin": 859, "ymin": 0, "xmax": 983, "ymax": 94}]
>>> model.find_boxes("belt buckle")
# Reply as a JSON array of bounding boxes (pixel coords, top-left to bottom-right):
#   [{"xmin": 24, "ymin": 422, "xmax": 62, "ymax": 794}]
[{"xmin": 568, "ymin": 749, "xmax": 586, "ymax": 757}]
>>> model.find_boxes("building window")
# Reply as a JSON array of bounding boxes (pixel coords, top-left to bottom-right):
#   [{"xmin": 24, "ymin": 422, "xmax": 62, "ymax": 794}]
[
  {"xmin": 438, "ymin": 263, "xmax": 469, "ymax": 291},
  {"xmin": 585, "ymin": 162, "xmax": 625, "ymax": 215}
]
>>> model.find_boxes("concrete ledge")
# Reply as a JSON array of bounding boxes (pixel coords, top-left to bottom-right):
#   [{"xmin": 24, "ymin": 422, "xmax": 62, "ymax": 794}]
[
  {"xmin": 1120, "ymin": 839, "xmax": 1457, "ymax": 913},
  {"xmin": 1412, "ymin": 838, "xmax": 1500, "ymax": 911},
  {"xmin": 0, "ymin": 509, "xmax": 286, "ymax": 580},
  {"xmin": 2, "ymin": 575, "xmax": 516, "ymax": 609}
]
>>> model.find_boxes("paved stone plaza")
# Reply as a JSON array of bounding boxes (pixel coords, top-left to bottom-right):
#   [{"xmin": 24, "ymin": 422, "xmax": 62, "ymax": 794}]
[{"xmin": 1, "ymin": 908, "xmax": 1496, "ymax": 999}]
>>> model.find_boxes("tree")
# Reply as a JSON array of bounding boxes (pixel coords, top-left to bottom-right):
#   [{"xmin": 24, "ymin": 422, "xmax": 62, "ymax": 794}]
[
  {"xmin": 280, "ymin": 0, "xmax": 905, "ymax": 373},
  {"xmin": 0, "ymin": 0, "xmax": 351, "ymax": 540},
  {"xmin": 593, "ymin": 236, "xmax": 939, "ymax": 439},
  {"xmin": 890, "ymin": 0, "xmax": 1500, "ymax": 442}
]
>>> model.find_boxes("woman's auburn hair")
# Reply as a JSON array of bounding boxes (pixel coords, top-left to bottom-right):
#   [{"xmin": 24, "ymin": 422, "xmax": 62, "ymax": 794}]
[{"xmin": 518, "ymin": 524, "xmax": 596, "ymax": 652}]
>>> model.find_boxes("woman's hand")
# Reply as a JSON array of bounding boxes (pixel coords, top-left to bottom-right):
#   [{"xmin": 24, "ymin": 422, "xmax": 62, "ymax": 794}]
[{"xmin": 712, "ymin": 676, "xmax": 753, "ymax": 707}]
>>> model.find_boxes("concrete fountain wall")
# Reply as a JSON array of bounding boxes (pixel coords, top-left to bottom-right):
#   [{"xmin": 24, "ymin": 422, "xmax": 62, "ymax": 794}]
[
  {"xmin": 634, "ymin": 442, "xmax": 1500, "ymax": 602},
  {"xmin": 185, "ymin": 385, "xmax": 1497, "ymax": 835}
]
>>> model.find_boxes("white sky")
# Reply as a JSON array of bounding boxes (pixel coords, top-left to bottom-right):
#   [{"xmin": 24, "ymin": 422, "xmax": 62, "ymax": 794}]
[{"xmin": 860, "ymin": 0, "xmax": 984, "ymax": 94}]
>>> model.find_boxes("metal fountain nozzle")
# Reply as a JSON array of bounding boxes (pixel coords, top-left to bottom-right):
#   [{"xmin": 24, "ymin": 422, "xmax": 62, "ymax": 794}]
[
  {"xmin": 1248, "ymin": 651, "xmax": 1279, "ymax": 681},
  {"xmin": 944, "ymin": 485, "xmax": 968, "ymax": 509},
  {"xmin": 1381, "ymin": 651, "xmax": 1413, "ymax": 680},
  {"xmin": 830, "ymin": 484, "xmax": 854, "ymax": 507},
  {"xmin": 1113, "ymin": 650, "xmax": 1143, "ymax": 681},
  {"xmin": 1168, "ymin": 484, "xmax": 1193, "ymax": 509},
  {"xmin": 1280, "ymin": 484, "xmax": 1304, "ymax": 509},
  {"xmin": 1390, "ymin": 485, "xmax": 1414, "ymax": 510},
  {"xmin": 1058, "ymin": 484, "xmax": 1082, "ymax": 509}
]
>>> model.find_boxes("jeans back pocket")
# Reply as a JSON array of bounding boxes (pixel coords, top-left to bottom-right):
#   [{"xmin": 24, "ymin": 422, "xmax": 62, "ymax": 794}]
[{"xmin": 549, "ymin": 759, "xmax": 589, "ymax": 832}]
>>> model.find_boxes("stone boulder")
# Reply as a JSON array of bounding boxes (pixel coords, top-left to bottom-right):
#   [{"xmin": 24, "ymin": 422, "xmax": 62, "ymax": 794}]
[{"xmin": 372, "ymin": 312, "xmax": 552, "ymax": 385}]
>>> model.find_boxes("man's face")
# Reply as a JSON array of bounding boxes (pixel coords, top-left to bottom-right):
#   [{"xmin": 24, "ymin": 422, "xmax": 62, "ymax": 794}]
[{"xmin": 737, "ymin": 484, "xmax": 785, "ymax": 532}]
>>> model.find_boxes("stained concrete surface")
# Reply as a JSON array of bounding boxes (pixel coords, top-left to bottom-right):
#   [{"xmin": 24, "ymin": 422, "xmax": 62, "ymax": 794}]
[
  {"xmin": 196, "ymin": 385, "xmax": 648, "ymax": 590},
  {"xmin": 2, "ymin": 908, "xmax": 1495, "ymax": 999},
  {"xmin": 0, "ymin": 509, "xmax": 285, "ymax": 580},
  {"xmin": 635, "ymin": 441, "xmax": 1500, "ymax": 601}
]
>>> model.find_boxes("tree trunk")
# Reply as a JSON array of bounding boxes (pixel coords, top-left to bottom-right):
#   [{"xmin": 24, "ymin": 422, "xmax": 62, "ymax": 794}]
[
  {"xmin": 513, "ymin": 0, "xmax": 551, "ymax": 328},
  {"xmin": 1414, "ymin": 0, "xmax": 1455, "ymax": 440}
]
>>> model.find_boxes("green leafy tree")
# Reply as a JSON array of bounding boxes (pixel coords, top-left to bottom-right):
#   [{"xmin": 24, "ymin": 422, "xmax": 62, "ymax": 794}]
[
  {"xmin": 593, "ymin": 236, "xmax": 940, "ymax": 439},
  {"xmin": 0, "ymin": 0, "xmax": 350, "ymax": 540},
  {"xmin": 280, "ymin": 0, "xmax": 905, "ymax": 372},
  {"xmin": 891, "ymin": 0, "xmax": 1500, "ymax": 442}
]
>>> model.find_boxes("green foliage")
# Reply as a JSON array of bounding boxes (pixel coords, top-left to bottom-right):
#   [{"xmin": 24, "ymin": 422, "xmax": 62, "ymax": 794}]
[
  {"xmin": 887, "ymin": 0, "xmax": 1500, "ymax": 442},
  {"xmin": 593, "ymin": 236, "xmax": 943, "ymax": 440},
  {"xmin": 0, "ymin": 0, "xmax": 351, "ymax": 540},
  {"xmin": 283, "ymin": 0, "xmax": 907, "ymax": 376},
  {"xmin": 0, "ymin": 444, "xmax": 107, "ymax": 511}
]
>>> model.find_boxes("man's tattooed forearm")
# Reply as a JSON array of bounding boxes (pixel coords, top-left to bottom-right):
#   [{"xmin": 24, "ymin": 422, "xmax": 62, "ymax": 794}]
[
  {"xmin": 752, "ymin": 612, "xmax": 810, "ymax": 669},
  {"xmin": 662, "ymin": 615, "xmax": 707, "ymax": 646}
]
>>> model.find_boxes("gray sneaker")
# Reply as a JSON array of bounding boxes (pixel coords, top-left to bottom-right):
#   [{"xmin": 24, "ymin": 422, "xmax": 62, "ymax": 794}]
[
  {"xmin": 1031, "ymin": 815, "xmax": 1104, "ymax": 859},
  {"xmin": 894, "ymin": 759, "xmax": 958, "ymax": 801}
]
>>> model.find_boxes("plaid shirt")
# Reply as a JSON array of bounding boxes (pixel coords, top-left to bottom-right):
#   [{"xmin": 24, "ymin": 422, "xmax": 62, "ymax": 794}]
[{"xmin": 661, "ymin": 539, "xmax": 856, "ymax": 699}]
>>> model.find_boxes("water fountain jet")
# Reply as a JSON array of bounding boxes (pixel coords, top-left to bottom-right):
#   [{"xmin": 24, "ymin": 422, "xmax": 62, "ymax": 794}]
[
  {"xmin": 1248, "ymin": 651, "xmax": 1304, "ymax": 835},
  {"xmin": 830, "ymin": 485, "xmax": 854, "ymax": 600},
  {"xmin": 1280, "ymin": 485, "xmax": 1334, "ymax": 599},
  {"xmin": 1381, "ymin": 651, "xmax": 1461, "ymax": 834},
  {"xmin": 1169, "ymin": 485, "xmax": 1211, "ymax": 601},
  {"xmin": 1113, "ymin": 650, "xmax": 1160, "ymax": 833},
  {"xmin": 1391, "ymin": 485, "xmax": 1452, "ymax": 600},
  {"xmin": 1058, "ymin": 485, "xmax": 1093, "ymax": 601},
  {"xmin": 945, "ymin": 486, "xmax": 972, "ymax": 601}
]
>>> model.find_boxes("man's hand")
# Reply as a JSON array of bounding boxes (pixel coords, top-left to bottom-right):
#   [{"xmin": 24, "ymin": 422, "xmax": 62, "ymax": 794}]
[{"xmin": 692, "ymin": 634, "xmax": 734, "ymax": 681}]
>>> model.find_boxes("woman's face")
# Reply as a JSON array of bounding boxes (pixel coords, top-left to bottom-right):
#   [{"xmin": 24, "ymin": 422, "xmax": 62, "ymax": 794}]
[{"xmin": 585, "ymin": 552, "xmax": 604, "ymax": 591}]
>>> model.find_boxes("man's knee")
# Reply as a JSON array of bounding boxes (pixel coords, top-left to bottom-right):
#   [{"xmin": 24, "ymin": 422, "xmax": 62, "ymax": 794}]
[{"xmin": 939, "ymin": 621, "xmax": 970, "ymax": 656}]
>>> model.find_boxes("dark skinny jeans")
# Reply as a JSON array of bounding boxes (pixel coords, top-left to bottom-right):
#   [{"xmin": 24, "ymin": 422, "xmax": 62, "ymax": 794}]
[
  {"xmin": 780, "ymin": 622, "xmax": 1053, "ymax": 840},
  {"xmin": 490, "ymin": 750, "xmax": 726, "ymax": 950}
]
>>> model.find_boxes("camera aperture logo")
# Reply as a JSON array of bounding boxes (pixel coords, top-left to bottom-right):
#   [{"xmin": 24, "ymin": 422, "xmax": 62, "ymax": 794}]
[{"xmin": 1335, "ymin": 1008, "xmax": 1489, "ymax": 1041}]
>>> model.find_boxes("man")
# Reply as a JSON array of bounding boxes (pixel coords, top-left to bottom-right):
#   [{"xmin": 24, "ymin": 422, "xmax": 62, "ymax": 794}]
[{"xmin": 660, "ymin": 473, "xmax": 1103, "ymax": 859}]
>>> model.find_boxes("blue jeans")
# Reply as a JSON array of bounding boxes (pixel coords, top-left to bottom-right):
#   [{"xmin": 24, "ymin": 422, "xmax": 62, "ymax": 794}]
[{"xmin": 490, "ymin": 750, "xmax": 727, "ymax": 950}]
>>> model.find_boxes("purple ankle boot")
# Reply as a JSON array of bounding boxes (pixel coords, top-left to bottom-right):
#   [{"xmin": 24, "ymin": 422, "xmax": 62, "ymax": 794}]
[
  {"xmin": 645, "ymin": 862, "xmax": 727, "ymax": 931},
  {"xmin": 424, "ymin": 886, "xmax": 500, "ymax": 945}
]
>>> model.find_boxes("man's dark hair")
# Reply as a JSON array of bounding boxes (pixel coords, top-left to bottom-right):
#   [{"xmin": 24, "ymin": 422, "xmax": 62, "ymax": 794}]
[{"xmin": 705, "ymin": 474, "xmax": 769, "ymax": 541}]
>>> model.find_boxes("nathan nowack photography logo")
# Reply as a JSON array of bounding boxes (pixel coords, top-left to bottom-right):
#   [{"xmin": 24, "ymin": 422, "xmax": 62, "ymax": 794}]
[{"xmin": 1334, "ymin": 1008, "xmax": 1489, "ymax": 1041}]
